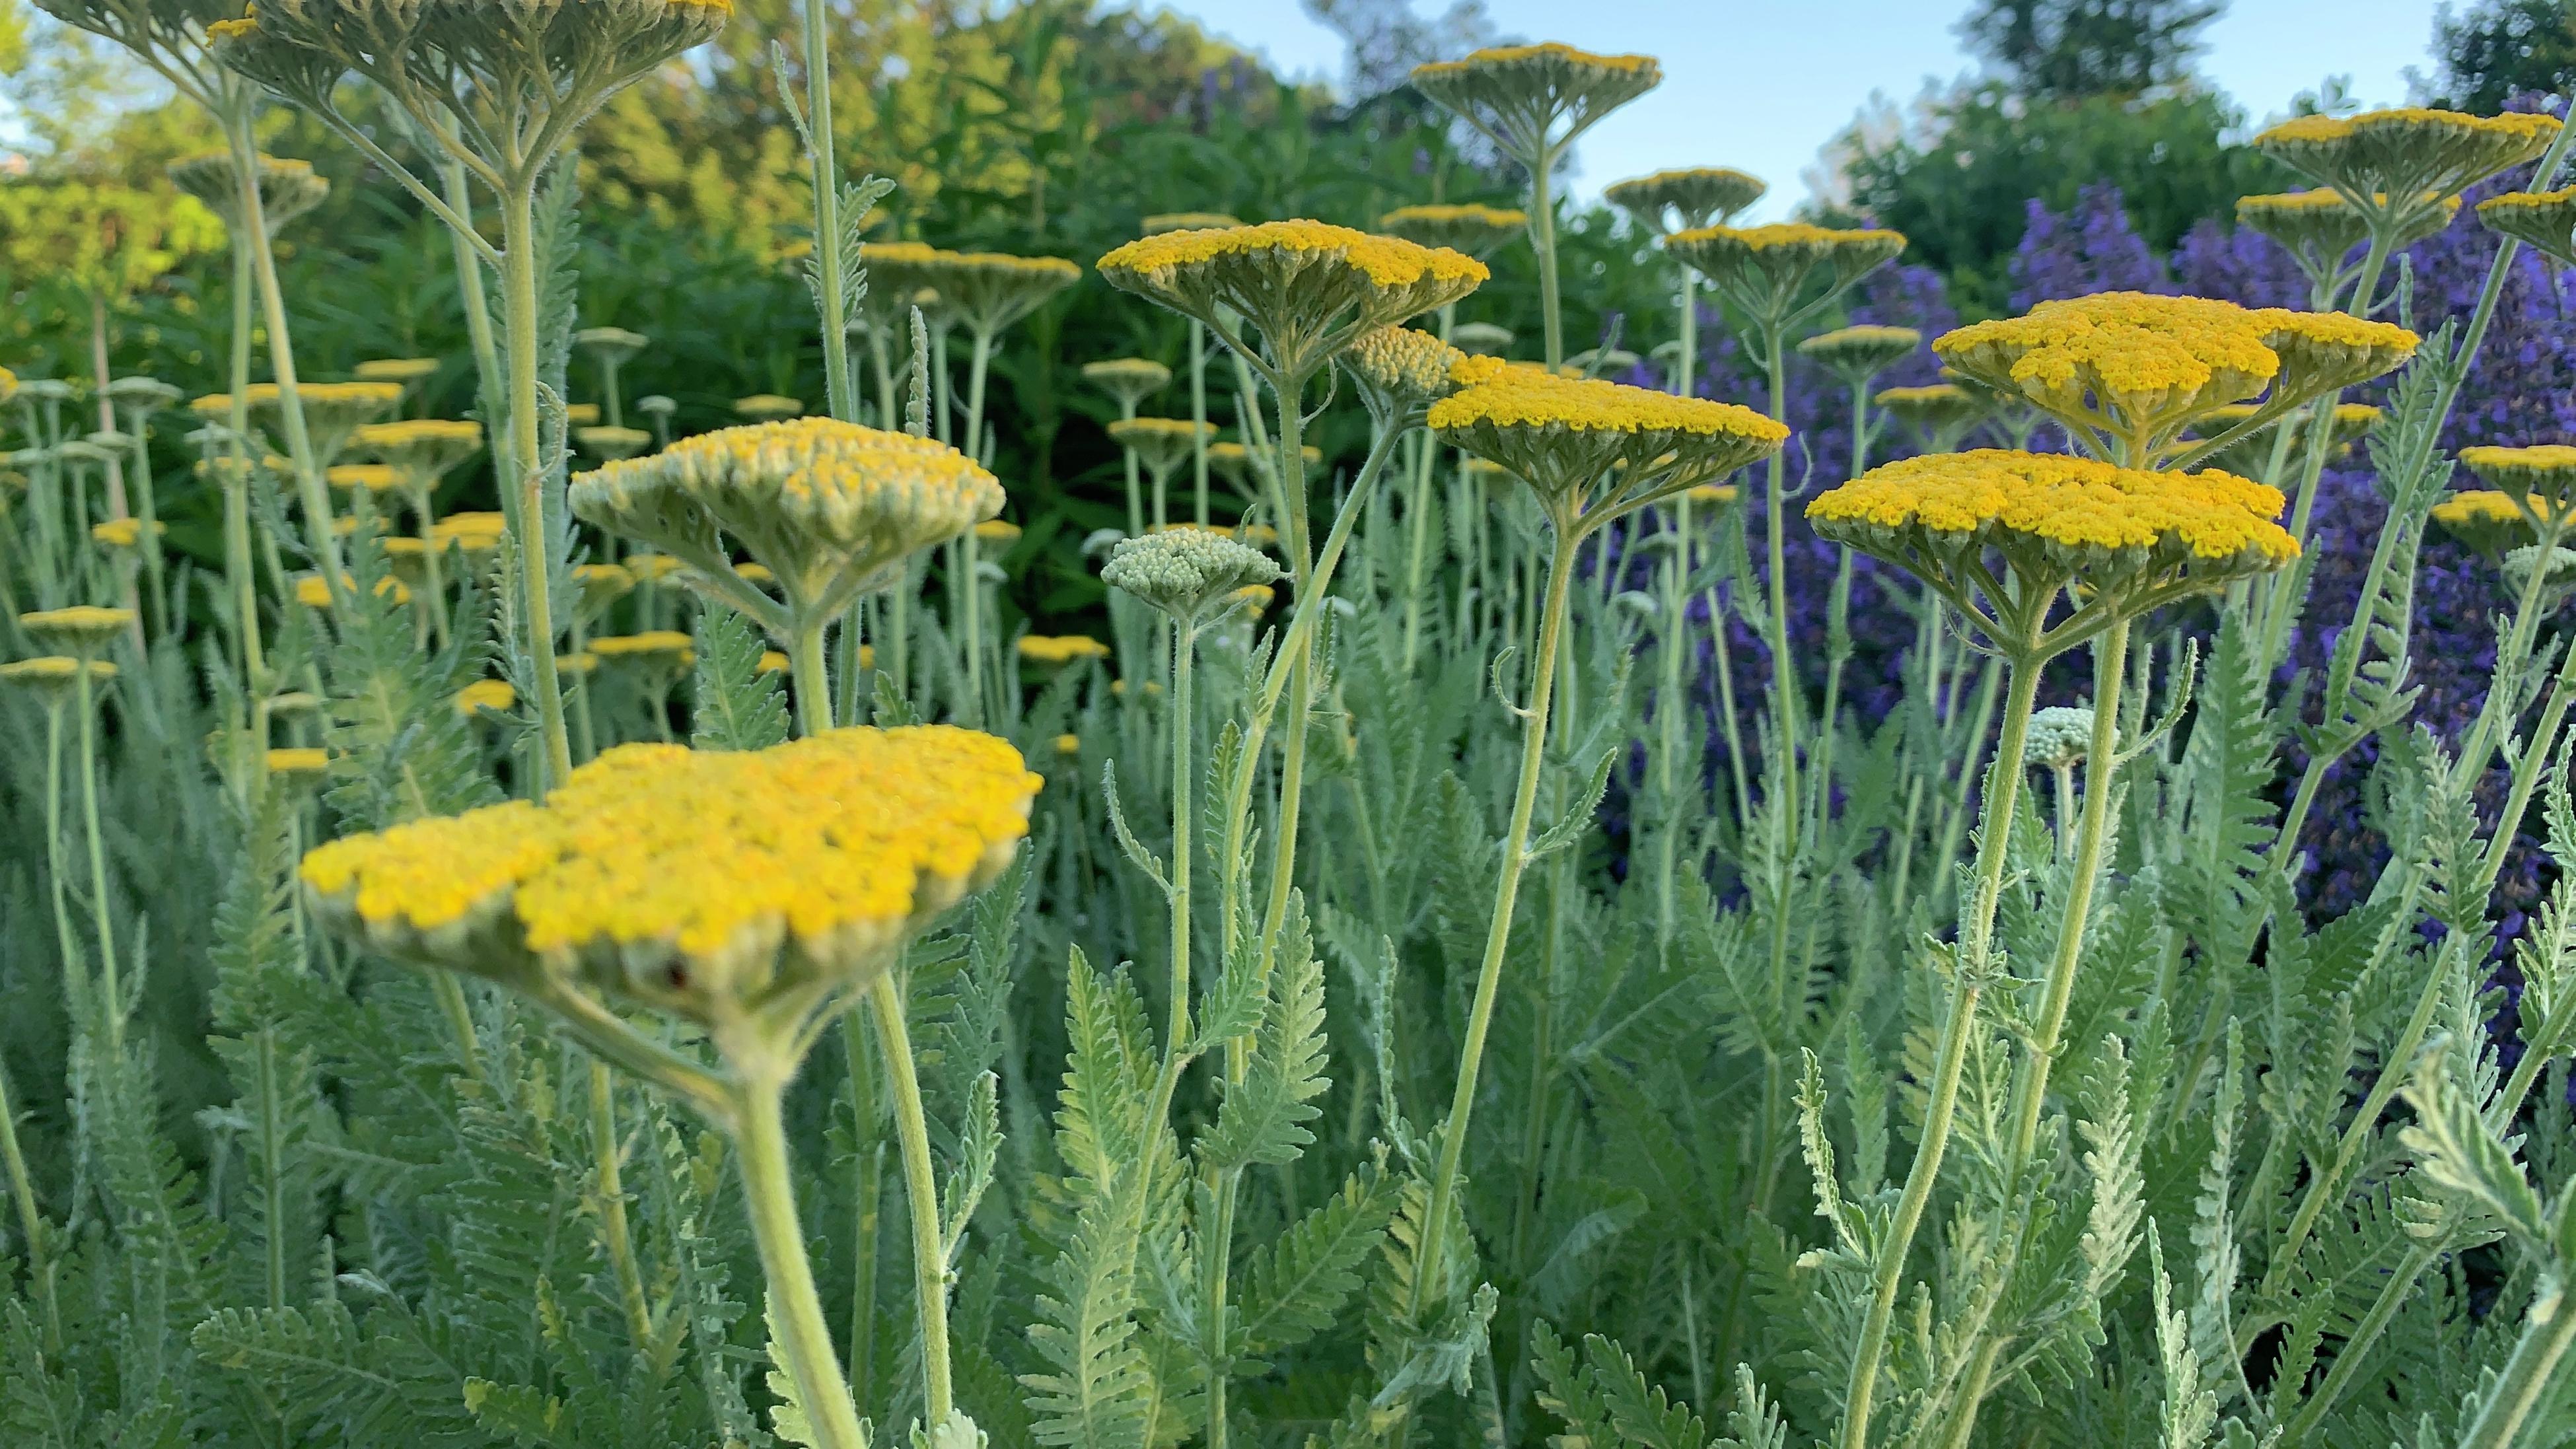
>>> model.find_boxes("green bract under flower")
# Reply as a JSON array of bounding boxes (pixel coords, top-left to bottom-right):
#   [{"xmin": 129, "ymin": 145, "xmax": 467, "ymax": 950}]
[
  {"xmin": 1429, "ymin": 358, "xmax": 1786, "ymax": 535},
  {"xmin": 1410, "ymin": 44, "xmax": 1662, "ymax": 162},
  {"xmin": 1096, "ymin": 220, "xmax": 1487, "ymax": 380},
  {"xmin": 1101, "ymin": 526, "xmax": 1285, "ymax": 621},
  {"xmin": 2254, "ymin": 108, "xmax": 2559, "ymax": 238},
  {"xmin": 1875, "ymin": 382, "xmax": 1992, "ymax": 442},
  {"xmin": 215, "ymin": 1, "xmax": 732, "ymax": 119},
  {"xmin": 1106, "ymin": 418, "xmax": 1219, "ymax": 476},
  {"xmin": 1081, "ymin": 358, "xmax": 1172, "ymax": 411},
  {"xmin": 1799, "ymin": 324, "xmax": 1922, "ymax": 387},
  {"xmin": 2477, "ymin": 187, "xmax": 2576, "ymax": 267},
  {"xmin": 1604, "ymin": 167, "xmax": 1767, "ymax": 234},
  {"xmin": 1376, "ymin": 203, "xmax": 1529, "ymax": 260},
  {"xmin": 2461, "ymin": 444, "xmax": 2576, "ymax": 514},
  {"xmin": 2431, "ymin": 488, "xmax": 2549, "ymax": 559},
  {"xmin": 569, "ymin": 417, "xmax": 1001, "ymax": 626},
  {"xmin": 167, "ymin": 151, "xmax": 330, "ymax": 235},
  {"xmin": 1665, "ymin": 223, "xmax": 1906, "ymax": 327},
  {"xmin": 2236, "ymin": 189, "xmax": 2460, "ymax": 276}
]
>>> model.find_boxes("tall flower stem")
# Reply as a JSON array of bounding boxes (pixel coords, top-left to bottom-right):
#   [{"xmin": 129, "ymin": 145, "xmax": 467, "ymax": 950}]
[
  {"xmin": 802, "ymin": 0, "xmax": 855, "ymax": 427},
  {"xmin": 0, "ymin": 1055, "xmax": 59, "ymax": 1351},
  {"xmin": 225, "ymin": 110, "xmax": 342, "ymax": 602},
  {"xmin": 734, "ymin": 1069, "xmax": 870, "ymax": 1449},
  {"xmin": 75, "ymin": 660, "xmax": 120, "ymax": 1054},
  {"xmin": 1531, "ymin": 145, "xmax": 1565, "ymax": 369},
  {"xmin": 590, "ymin": 1060, "xmax": 654, "ymax": 1346},
  {"xmin": 958, "ymin": 330, "xmax": 997, "ymax": 725},
  {"xmin": 1192, "ymin": 322, "xmax": 1213, "ymax": 525},
  {"xmin": 1816, "ymin": 382, "xmax": 1876, "ymax": 808},
  {"xmin": 1410, "ymin": 522, "xmax": 1583, "ymax": 1320},
  {"xmin": 868, "ymin": 971, "xmax": 956, "ymax": 1428},
  {"xmin": 42, "ymin": 704, "xmax": 83, "ymax": 999},
  {"xmin": 1760, "ymin": 327, "xmax": 1802, "ymax": 1015},
  {"xmin": 792, "ymin": 610, "xmax": 835, "ymax": 737},
  {"xmin": 500, "ymin": 177, "xmax": 575, "ymax": 788},
  {"xmin": 1840, "ymin": 642, "xmax": 2044, "ymax": 1449},
  {"xmin": 219, "ymin": 224, "xmax": 270, "ymax": 763}
]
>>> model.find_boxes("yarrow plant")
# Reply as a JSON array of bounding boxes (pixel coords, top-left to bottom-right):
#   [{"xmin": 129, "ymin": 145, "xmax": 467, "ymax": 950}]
[{"xmin": 5, "ymin": 30, "xmax": 2576, "ymax": 1449}]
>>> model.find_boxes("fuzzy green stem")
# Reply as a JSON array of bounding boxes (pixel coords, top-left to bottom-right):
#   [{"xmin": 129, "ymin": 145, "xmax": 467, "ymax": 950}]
[
  {"xmin": 76, "ymin": 660, "xmax": 119, "ymax": 1054},
  {"xmin": 1410, "ymin": 523, "xmax": 1583, "ymax": 1320},
  {"xmin": 1841, "ymin": 652, "xmax": 2043, "ymax": 1449},
  {"xmin": 500, "ymin": 178, "xmax": 576, "ymax": 788},
  {"xmin": 43, "ymin": 706, "xmax": 83, "ymax": 999},
  {"xmin": 228, "ymin": 112, "xmax": 343, "ymax": 600},
  {"xmin": 803, "ymin": 0, "xmax": 855, "ymax": 426},
  {"xmin": 869, "ymin": 972, "xmax": 954, "ymax": 1426},
  {"xmin": 793, "ymin": 612, "xmax": 834, "ymax": 737},
  {"xmin": 591, "ymin": 1059, "xmax": 655, "ymax": 1346},
  {"xmin": 1532, "ymin": 145, "xmax": 1564, "ymax": 370},
  {"xmin": 2455, "ymin": 1276, "xmax": 2575, "ymax": 1449},
  {"xmin": 734, "ymin": 1071, "xmax": 870, "ymax": 1449},
  {"xmin": 0, "ymin": 1051, "xmax": 60, "ymax": 1351}
]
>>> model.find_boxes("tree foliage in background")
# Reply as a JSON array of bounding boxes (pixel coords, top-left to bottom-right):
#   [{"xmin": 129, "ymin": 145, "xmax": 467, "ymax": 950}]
[
  {"xmin": 1959, "ymin": 0, "xmax": 2223, "ymax": 100},
  {"xmin": 2434, "ymin": 0, "xmax": 2576, "ymax": 112}
]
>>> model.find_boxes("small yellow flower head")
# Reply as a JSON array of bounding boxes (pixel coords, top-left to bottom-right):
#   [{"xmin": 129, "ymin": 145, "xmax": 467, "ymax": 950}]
[
  {"xmin": 89, "ymin": 517, "xmax": 166, "ymax": 549},
  {"xmin": 732, "ymin": 561, "xmax": 777, "ymax": 585},
  {"xmin": 574, "ymin": 327, "xmax": 650, "ymax": 365},
  {"xmin": 571, "ymin": 418, "xmax": 1002, "ymax": 616},
  {"xmin": 20, "ymin": 606, "xmax": 136, "ymax": 656},
  {"xmin": 433, "ymin": 511, "xmax": 508, "ymax": 543},
  {"xmin": 1143, "ymin": 212, "xmax": 1246, "ymax": 234},
  {"xmin": 1685, "ymin": 483, "xmax": 1740, "ymax": 509},
  {"xmin": 1429, "ymin": 365, "xmax": 1787, "ymax": 536},
  {"xmin": 354, "ymin": 357, "xmax": 441, "ymax": 387},
  {"xmin": 2432, "ymin": 489, "xmax": 2548, "ymax": 559},
  {"xmin": 556, "ymin": 651, "xmax": 601, "ymax": 678},
  {"xmin": 294, "ymin": 574, "xmax": 411, "ymax": 609},
  {"xmin": 1231, "ymin": 583, "xmax": 1277, "ymax": 616},
  {"xmin": 168, "ymin": 151, "xmax": 330, "ymax": 235},
  {"xmin": 1109, "ymin": 678, "xmax": 1163, "ymax": 699},
  {"xmin": 923, "ymin": 252, "xmax": 1084, "ymax": 336},
  {"xmin": 1101, "ymin": 526, "xmax": 1285, "ymax": 621},
  {"xmin": 1875, "ymin": 382, "xmax": 1993, "ymax": 442},
  {"xmin": 1081, "ymin": 358, "xmax": 1173, "ymax": 413},
  {"xmin": 1017, "ymin": 635, "xmax": 1113, "ymax": 668},
  {"xmin": 2256, "ymin": 108, "xmax": 2560, "ymax": 234},
  {"xmin": 105, "ymin": 377, "xmax": 182, "ymax": 417},
  {"xmin": 1233, "ymin": 522, "xmax": 1282, "ymax": 547},
  {"xmin": 300, "ymin": 725, "xmax": 1036, "ymax": 1036},
  {"xmin": 1410, "ymin": 44, "xmax": 1661, "ymax": 164},
  {"xmin": 1054, "ymin": 732, "xmax": 1083, "ymax": 756},
  {"xmin": 0, "ymin": 369, "xmax": 15, "ymax": 406},
  {"xmin": 355, "ymin": 419, "xmax": 483, "ymax": 491},
  {"xmin": 758, "ymin": 650, "xmax": 791, "ymax": 675},
  {"xmin": 732, "ymin": 395, "xmax": 805, "ymax": 422},
  {"xmin": 1344, "ymin": 326, "xmax": 1469, "ymax": 419},
  {"xmin": 565, "ymin": 403, "xmax": 602, "ymax": 427},
  {"xmin": 2461, "ymin": 444, "xmax": 2576, "ymax": 515},
  {"xmin": 976, "ymin": 519, "xmax": 1023, "ymax": 546},
  {"xmin": 577, "ymin": 425, "xmax": 655, "ymax": 462},
  {"xmin": 270, "ymin": 690, "xmax": 323, "ymax": 719},
  {"xmin": 2478, "ymin": 186, "xmax": 2576, "ymax": 267},
  {"xmin": 455, "ymin": 679, "xmax": 517, "ymax": 717},
  {"xmin": 2236, "ymin": 190, "xmax": 2460, "ymax": 275},
  {"xmin": 591, "ymin": 631, "xmax": 697, "ymax": 669},
  {"xmin": 379, "ymin": 536, "xmax": 430, "ymax": 586},
  {"xmin": 1934, "ymin": 293, "xmax": 2413, "ymax": 463},
  {"xmin": 327, "ymin": 463, "xmax": 401, "ymax": 493},
  {"xmin": 1604, "ymin": 167, "xmax": 1768, "ymax": 234},
  {"xmin": 1799, "ymin": 324, "xmax": 1923, "ymax": 388},
  {"xmin": 1666, "ymin": 224, "xmax": 1907, "ymax": 327},
  {"xmin": 1107, "ymin": 417, "xmax": 1220, "ymax": 477},
  {"xmin": 266, "ymin": 747, "xmax": 332, "ymax": 781},
  {"xmin": 1376, "ymin": 203, "xmax": 1530, "ymax": 260},
  {"xmin": 2190, "ymin": 402, "xmax": 2382, "ymax": 470},
  {"xmin": 1450, "ymin": 322, "xmax": 1515, "ymax": 357},
  {"xmin": 1807, "ymin": 450, "xmax": 2297, "ymax": 637},
  {"xmin": 206, "ymin": 381, "xmax": 403, "ymax": 461},
  {"xmin": 0, "ymin": 656, "xmax": 118, "ymax": 705},
  {"xmin": 859, "ymin": 241, "xmax": 947, "ymax": 320},
  {"xmin": 1098, "ymin": 221, "xmax": 1487, "ymax": 380}
]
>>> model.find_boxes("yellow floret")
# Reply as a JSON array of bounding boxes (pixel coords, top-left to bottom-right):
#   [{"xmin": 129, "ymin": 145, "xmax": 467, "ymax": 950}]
[{"xmin": 1100, "ymin": 219, "xmax": 1485, "ymax": 291}]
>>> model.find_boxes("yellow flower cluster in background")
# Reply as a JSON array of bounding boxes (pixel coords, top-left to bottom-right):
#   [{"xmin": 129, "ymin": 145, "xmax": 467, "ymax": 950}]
[{"xmin": 1807, "ymin": 449, "xmax": 2297, "ymax": 573}]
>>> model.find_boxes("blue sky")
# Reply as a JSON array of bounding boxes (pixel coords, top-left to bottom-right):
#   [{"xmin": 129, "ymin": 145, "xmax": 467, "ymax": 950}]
[{"xmin": 1147, "ymin": 0, "xmax": 2453, "ymax": 220}]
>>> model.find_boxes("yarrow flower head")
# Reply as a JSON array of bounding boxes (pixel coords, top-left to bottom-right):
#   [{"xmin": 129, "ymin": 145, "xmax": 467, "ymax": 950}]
[
  {"xmin": 355, "ymin": 358, "xmax": 441, "ymax": 387},
  {"xmin": 90, "ymin": 517, "xmax": 166, "ymax": 548},
  {"xmin": 1142, "ymin": 212, "xmax": 1243, "ymax": 234},
  {"xmin": 2236, "ymin": 189, "xmax": 2460, "ymax": 281},
  {"xmin": 1429, "ymin": 359, "xmax": 1787, "ymax": 536},
  {"xmin": 2476, "ymin": 186, "xmax": 2576, "ymax": 267},
  {"xmin": 575, "ymin": 326, "xmax": 650, "ymax": 367},
  {"xmin": 1410, "ymin": 44, "xmax": 1661, "ymax": 164},
  {"xmin": 196, "ymin": 380, "xmax": 403, "ymax": 464},
  {"xmin": 578, "ymin": 425, "xmax": 654, "ymax": 462},
  {"xmin": 571, "ymin": 417, "xmax": 1001, "ymax": 628},
  {"xmin": 1081, "ymin": 358, "xmax": 1172, "ymax": 414},
  {"xmin": 1604, "ymin": 167, "xmax": 1768, "ymax": 234},
  {"xmin": 167, "ymin": 151, "xmax": 329, "ymax": 236},
  {"xmin": 1343, "ymin": 326, "xmax": 1468, "ymax": 422},
  {"xmin": 1097, "ymin": 221, "xmax": 1487, "ymax": 382},
  {"xmin": 1106, "ymin": 418, "xmax": 1219, "ymax": 477},
  {"xmin": 0, "ymin": 656, "xmax": 117, "ymax": 705},
  {"xmin": 2432, "ymin": 489, "xmax": 2550, "ymax": 560},
  {"xmin": 2024, "ymin": 705, "xmax": 2100, "ymax": 770},
  {"xmin": 2255, "ymin": 108, "xmax": 2560, "ymax": 238},
  {"xmin": 299, "ymin": 725, "xmax": 1038, "ymax": 1053},
  {"xmin": 733, "ymin": 394, "xmax": 805, "ymax": 422},
  {"xmin": 1875, "ymin": 382, "xmax": 1993, "ymax": 446},
  {"xmin": 20, "ymin": 605, "xmax": 136, "ymax": 656},
  {"xmin": 1100, "ymin": 526, "xmax": 1285, "ymax": 621},
  {"xmin": 1798, "ymin": 324, "xmax": 1922, "ymax": 388},
  {"xmin": 1933, "ymin": 293, "xmax": 2415, "ymax": 466},
  {"xmin": 1806, "ymin": 448, "xmax": 2297, "ymax": 653},
  {"xmin": 1017, "ymin": 635, "xmax": 1112, "ymax": 668},
  {"xmin": 1375, "ymin": 203, "xmax": 1529, "ymax": 260},
  {"xmin": 2460, "ymin": 444, "xmax": 2576, "ymax": 518},
  {"xmin": 921, "ymin": 251, "xmax": 1083, "ymax": 336},
  {"xmin": 327, "ymin": 463, "xmax": 400, "ymax": 493},
  {"xmin": 1665, "ymin": 223, "xmax": 1906, "ymax": 329},
  {"xmin": 1449, "ymin": 321, "xmax": 1515, "ymax": 356}
]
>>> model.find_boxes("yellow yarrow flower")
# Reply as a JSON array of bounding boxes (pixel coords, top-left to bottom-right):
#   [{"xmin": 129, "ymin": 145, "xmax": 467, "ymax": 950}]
[
  {"xmin": 2460, "ymin": 444, "xmax": 2576, "ymax": 515},
  {"xmin": 733, "ymin": 394, "xmax": 805, "ymax": 421},
  {"xmin": 571, "ymin": 417, "xmax": 1002, "ymax": 629},
  {"xmin": 2236, "ymin": 190, "xmax": 2460, "ymax": 275},
  {"xmin": 1107, "ymin": 418, "xmax": 1220, "ymax": 476},
  {"xmin": 2478, "ymin": 186, "xmax": 2576, "ymax": 267},
  {"xmin": 1429, "ymin": 365, "xmax": 1786, "ymax": 536},
  {"xmin": 21, "ymin": 606, "xmax": 137, "ymax": 654},
  {"xmin": 1345, "ymin": 326, "xmax": 1468, "ymax": 417},
  {"xmin": 1410, "ymin": 44, "xmax": 1661, "ymax": 163},
  {"xmin": 2432, "ymin": 488, "xmax": 2552, "ymax": 559},
  {"xmin": 456, "ymin": 679, "xmax": 517, "ymax": 716},
  {"xmin": 976, "ymin": 520, "xmax": 1023, "ymax": 546},
  {"xmin": 168, "ymin": 152, "xmax": 329, "ymax": 235},
  {"xmin": 1799, "ymin": 324, "xmax": 1923, "ymax": 387},
  {"xmin": 1018, "ymin": 635, "xmax": 1112, "ymax": 666},
  {"xmin": 266, "ymin": 747, "xmax": 330, "ymax": 779},
  {"xmin": 294, "ymin": 574, "xmax": 410, "ymax": 609},
  {"xmin": 0, "ymin": 656, "xmax": 118, "ymax": 703},
  {"xmin": 1666, "ymin": 224, "xmax": 1906, "ymax": 330},
  {"xmin": 591, "ymin": 631, "xmax": 697, "ymax": 667},
  {"xmin": 1604, "ymin": 167, "xmax": 1767, "ymax": 234},
  {"xmin": 328, "ymin": 463, "xmax": 400, "ymax": 493},
  {"xmin": 1143, "ymin": 212, "xmax": 1244, "ymax": 234},
  {"xmin": 1081, "ymin": 358, "xmax": 1173, "ymax": 413},
  {"xmin": 90, "ymin": 517, "xmax": 166, "ymax": 548},
  {"xmin": 1098, "ymin": 221, "xmax": 1487, "ymax": 382},
  {"xmin": 1376, "ymin": 203, "xmax": 1530, "ymax": 260},
  {"xmin": 758, "ymin": 650, "xmax": 791, "ymax": 675},
  {"xmin": 1807, "ymin": 449, "xmax": 2296, "ymax": 650},
  {"xmin": 2256, "ymin": 108, "xmax": 2559, "ymax": 237}
]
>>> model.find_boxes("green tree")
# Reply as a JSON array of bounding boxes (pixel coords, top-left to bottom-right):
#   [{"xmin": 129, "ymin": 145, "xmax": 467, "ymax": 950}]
[
  {"xmin": 1960, "ymin": 0, "xmax": 2225, "ymax": 100},
  {"xmin": 2433, "ymin": 0, "xmax": 2576, "ymax": 111}
]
